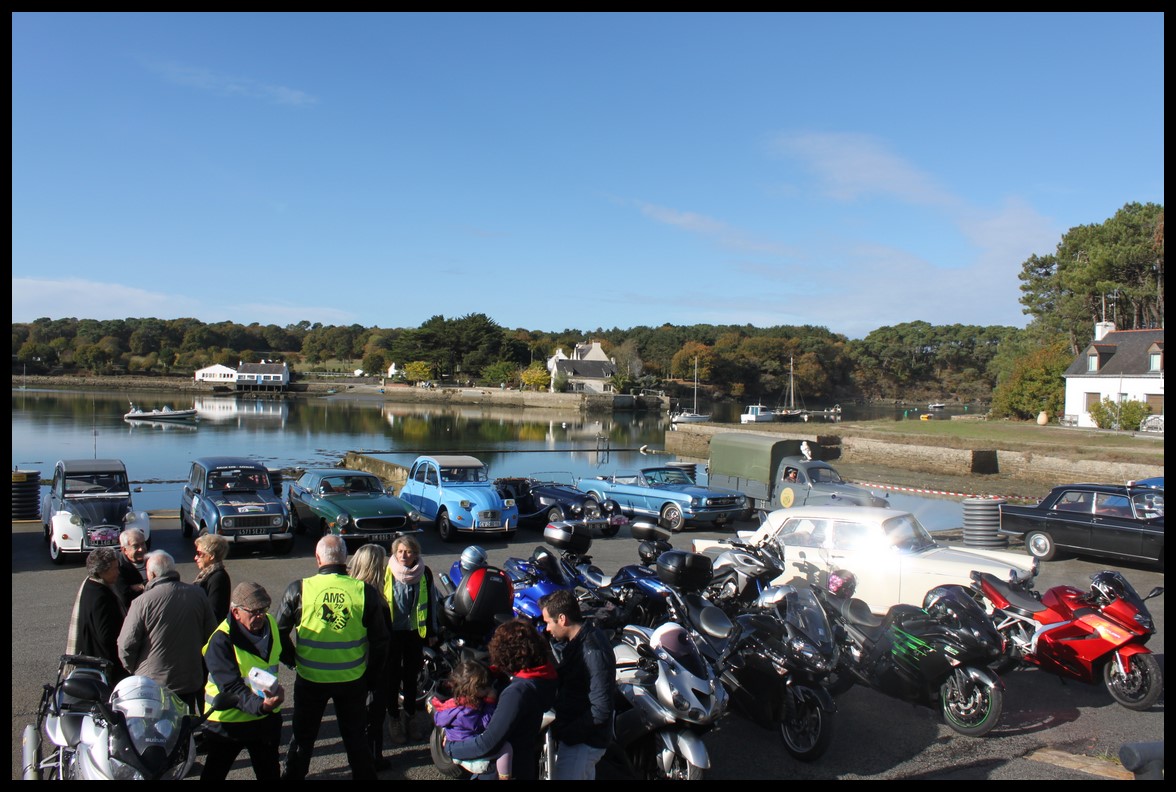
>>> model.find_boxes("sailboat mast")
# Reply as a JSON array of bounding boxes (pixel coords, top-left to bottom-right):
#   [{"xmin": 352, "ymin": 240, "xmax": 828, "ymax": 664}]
[{"xmin": 693, "ymin": 357, "xmax": 699, "ymax": 413}]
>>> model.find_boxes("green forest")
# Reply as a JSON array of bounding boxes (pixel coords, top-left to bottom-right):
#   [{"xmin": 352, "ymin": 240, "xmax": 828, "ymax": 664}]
[{"xmin": 12, "ymin": 203, "xmax": 1163, "ymax": 418}]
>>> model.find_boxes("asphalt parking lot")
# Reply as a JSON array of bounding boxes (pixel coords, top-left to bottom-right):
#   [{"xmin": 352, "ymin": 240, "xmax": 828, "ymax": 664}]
[{"xmin": 11, "ymin": 515, "xmax": 1164, "ymax": 780}]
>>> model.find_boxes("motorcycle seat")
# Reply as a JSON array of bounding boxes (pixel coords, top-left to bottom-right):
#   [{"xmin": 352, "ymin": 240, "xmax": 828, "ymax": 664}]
[
  {"xmin": 974, "ymin": 571, "xmax": 1041, "ymax": 617},
  {"xmin": 581, "ymin": 564, "xmax": 612, "ymax": 587}
]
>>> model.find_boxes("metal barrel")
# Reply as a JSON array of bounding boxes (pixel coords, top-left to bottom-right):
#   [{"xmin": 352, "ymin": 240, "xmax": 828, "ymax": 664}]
[
  {"xmin": 961, "ymin": 497, "xmax": 1005, "ymax": 547},
  {"xmin": 12, "ymin": 469, "xmax": 41, "ymax": 520}
]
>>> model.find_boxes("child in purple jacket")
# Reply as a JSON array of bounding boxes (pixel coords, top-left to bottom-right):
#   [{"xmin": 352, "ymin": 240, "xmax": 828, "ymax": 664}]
[{"xmin": 431, "ymin": 659, "xmax": 514, "ymax": 779}]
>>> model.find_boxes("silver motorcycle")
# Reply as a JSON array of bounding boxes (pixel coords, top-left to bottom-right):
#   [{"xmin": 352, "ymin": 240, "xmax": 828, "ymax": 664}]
[{"xmin": 22, "ymin": 654, "xmax": 232, "ymax": 781}]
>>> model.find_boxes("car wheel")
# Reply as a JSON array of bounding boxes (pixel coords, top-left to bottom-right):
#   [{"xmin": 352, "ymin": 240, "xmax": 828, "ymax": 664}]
[
  {"xmin": 546, "ymin": 506, "xmax": 564, "ymax": 524},
  {"xmin": 660, "ymin": 503, "xmax": 685, "ymax": 533},
  {"xmin": 1024, "ymin": 530, "xmax": 1059, "ymax": 562},
  {"xmin": 181, "ymin": 510, "xmax": 193, "ymax": 538},
  {"xmin": 43, "ymin": 523, "xmax": 50, "ymax": 543},
  {"xmin": 288, "ymin": 498, "xmax": 306, "ymax": 534},
  {"xmin": 437, "ymin": 509, "xmax": 456, "ymax": 543},
  {"xmin": 49, "ymin": 539, "xmax": 66, "ymax": 565}
]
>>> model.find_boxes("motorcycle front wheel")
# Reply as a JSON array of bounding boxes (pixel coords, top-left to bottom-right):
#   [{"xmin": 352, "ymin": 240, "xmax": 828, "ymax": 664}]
[
  {"xmin": 659, "ymin": 753, "xmax": 704, "ymax": 781},
  {"xmin": 1105, "ymin": 653, "xmax": 1163, "ymax": 711},
  {"xmin": 940, "ymin": 667, "xmax": 1003, "ymax": 737},
  {"xmin": 779, "ymin": 685, "xmax": 836, "ymax": 762}
]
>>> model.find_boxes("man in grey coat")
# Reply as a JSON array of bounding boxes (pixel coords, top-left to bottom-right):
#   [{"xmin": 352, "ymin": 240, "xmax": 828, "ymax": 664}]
[{"xmin": 118, "ymin": 550, "xmax": 217, "ymax": 713}]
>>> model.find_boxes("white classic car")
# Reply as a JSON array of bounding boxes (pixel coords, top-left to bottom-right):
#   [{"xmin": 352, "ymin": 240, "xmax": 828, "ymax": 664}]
[
  {"xmin": 692, "ymin": 506, "xmax": 1036, "ymax": 615},
  {"xmin": 42, "ymin": 459, "xmax": 151, "ymax": 565}
]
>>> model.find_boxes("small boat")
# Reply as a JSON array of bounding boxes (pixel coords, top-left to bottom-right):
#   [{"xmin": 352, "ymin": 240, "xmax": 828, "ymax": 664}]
[
  {"xmin": 775, "ymin": 356, "xmax": 806, "ymax": 422},
  {"xmin": 928, "ymin": 402, "xmax": 946, "ymax": 410},
  {"xmin": 124, "ymin": 417, "xmax": 199, "ymax": 431},
  {"xmin": 740, "ymin": 404, "xmax": 777, "ymax": 423},
  {"xmin": 671, "ymin": 357, "xmax": 711, "ymax": 424},
  {"xmin": 124, "ymin": 402, "xmax": 198, "ymax": 422}
]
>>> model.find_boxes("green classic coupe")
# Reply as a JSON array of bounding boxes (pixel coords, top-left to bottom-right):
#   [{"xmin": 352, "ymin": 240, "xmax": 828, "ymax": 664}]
[{"xmin": 287, "ymin": 468, "xmax": 422, "ymax": 548}]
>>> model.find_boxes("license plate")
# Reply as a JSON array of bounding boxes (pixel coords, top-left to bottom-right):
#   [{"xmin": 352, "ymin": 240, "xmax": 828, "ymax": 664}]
[
  {"xmin": 235, "ymin": 528, "xmax": 268, "ymax": 536},
  {"xmin": 367, "ymin": 533, "xmax": 392, "ymax": 542},
  {"xmin": 478, "ymin": 520, "xmax": 501, "ymax": 529},
  {"xmin": 90, "ymin": 538, "xmax": 118, "ymax": 547}
]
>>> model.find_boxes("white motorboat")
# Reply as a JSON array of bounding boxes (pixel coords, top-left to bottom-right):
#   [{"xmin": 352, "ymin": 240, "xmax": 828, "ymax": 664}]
[
  {"xmin": 740, "ymin": 404, "xmax": 777, "ymax": 423},
  {"xmin": 124, "ymin": 402, "xmax": 198, "ymax": 422},
  {"xmin": 928, "ymin": 402, "xmax": 946, "ymax": 410},
  {"xmin": 671, "ymin": 357, "xmax": 711, "ymax": 424}
]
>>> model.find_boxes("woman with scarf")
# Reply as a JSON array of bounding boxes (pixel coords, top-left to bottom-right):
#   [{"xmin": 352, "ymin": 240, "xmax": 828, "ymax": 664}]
[
  {"xmin": 445, "ymin": 619, "xmax": 559, "ymax": 780},
  {"xmin": 384, "ymin": 534, "xmax": 438, "ymax": 744},
  {"xmin": 194, "ymin": 533, "xmax": 232, "ymax": 622}
]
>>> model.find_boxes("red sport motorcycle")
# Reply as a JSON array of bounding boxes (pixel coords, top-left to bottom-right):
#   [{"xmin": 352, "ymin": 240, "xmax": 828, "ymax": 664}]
[{"xmin": 969, "ymin": 569, "xmax": 1164, "ymax": 710}]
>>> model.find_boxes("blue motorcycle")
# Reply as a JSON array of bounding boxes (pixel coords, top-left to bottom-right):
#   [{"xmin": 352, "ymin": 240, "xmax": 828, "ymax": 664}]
[
  {"xmin": 503, "ymin": 522, "xmax": 595, "ymax": 629},
  {"xmin": 575, "ymin": 522, "xmax": 677, "ymax": 632}
]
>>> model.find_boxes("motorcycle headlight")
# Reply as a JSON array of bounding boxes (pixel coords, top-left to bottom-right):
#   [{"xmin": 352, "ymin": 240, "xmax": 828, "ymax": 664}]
[{"xmin": 109, "ymin": 758, "xmax": 146, "ymax": 781}]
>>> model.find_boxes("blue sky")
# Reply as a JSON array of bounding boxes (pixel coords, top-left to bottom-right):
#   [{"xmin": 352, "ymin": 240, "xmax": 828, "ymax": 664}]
[{"xmin": 11, "ymin": 12, "xmax": 1164, "ymax": 339}]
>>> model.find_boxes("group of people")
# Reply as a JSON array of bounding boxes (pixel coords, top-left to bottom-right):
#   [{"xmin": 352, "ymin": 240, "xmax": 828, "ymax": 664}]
[{"xmin": 64, "ymin": 529, "xmax": 617, "ymax": 781}]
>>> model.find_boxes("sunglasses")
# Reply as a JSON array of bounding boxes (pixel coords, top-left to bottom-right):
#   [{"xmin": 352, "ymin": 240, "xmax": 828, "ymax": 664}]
[{"xmin": 235, "ymin": 606, "xmax": 268, "ymax": 617}]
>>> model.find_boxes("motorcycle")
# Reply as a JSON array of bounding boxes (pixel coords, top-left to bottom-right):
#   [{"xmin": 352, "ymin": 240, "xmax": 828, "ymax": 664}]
[
  {"xmin": 969, "ymin": 568, "xmax": 1164, "ymax": 711},
  {"xmin": 609, "ymin": 620, "xmax": 729, "ymax": 780},
  {"xmin": 576, "ymin": 521, "xmax": 677, "ymax": 632},
  {"xmin": 811, "ymin": 563, "xmax": 1006, "ymax": 737},
  {"xmin": 656, "ymin": 549, "xmax": 839, "ymax": 762},
  {"xmin": 702, "ymin": 533, "xmax": 790, "ymax": 616},
  {"xmin": 502, "ymin": 522, "xmax": 595, "ymax": 629},
  {"xmin": 22, "ymin": 654, "xmax": 234, "ymax": 781}
]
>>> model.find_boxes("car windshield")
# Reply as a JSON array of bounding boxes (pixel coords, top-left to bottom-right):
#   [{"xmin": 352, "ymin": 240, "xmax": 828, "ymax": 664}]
[
  {"xmin": 645, "ymin": 469, "xmax": 693, "ymax": 486},
  {"xmin": 532, "ymin": 472, "xmax": 577, "ymax": 487},
  {"xmin": 209, "ymin": 469, "xmax": 269, "ymax": 492},
  {"xmin": 881, "ymin": 513, "xmax": 937, "ymax": 552},
  {"xmin": 64, "ymin": 471, "xmax": 130, "ymax": 496},
  {"xmin": 808, "ymin": 467, "xmax": 845, "ymax": 485},
  {"xmin": 441, "ymin": 467, "xmax": 487, "ymax": 484}
]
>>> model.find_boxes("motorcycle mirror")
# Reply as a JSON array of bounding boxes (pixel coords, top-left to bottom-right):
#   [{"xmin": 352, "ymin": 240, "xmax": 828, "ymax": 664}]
[{"xmin": 1145, "ymin": 586, "xmax": 1164, "ymax": 600}]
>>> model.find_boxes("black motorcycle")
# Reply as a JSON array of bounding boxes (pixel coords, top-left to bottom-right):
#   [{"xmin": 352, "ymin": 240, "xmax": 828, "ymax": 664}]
[
  {"xmin": 809, "ymin": 562, "xmax": 1006, "ymax": 737},
  {"xmin": 657, "ymin": 550, "xmax": 839, "ymax": 762},
  {"xmin": 702, "ymin": 534, "xmax": 790, "ymax": 616}
]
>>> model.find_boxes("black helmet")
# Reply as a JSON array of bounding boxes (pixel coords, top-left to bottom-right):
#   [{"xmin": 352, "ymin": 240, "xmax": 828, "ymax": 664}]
[
  {"xmin": 459, "ymin": 545, "xmax": 488, "ymax": 573},
  {"xmin": 826, "ymin": 569, "xmax": 857, "ymax": 599},
  {"xmin": 1090, "ymin": 571, "xmax": 1126, "ymax": 603}
]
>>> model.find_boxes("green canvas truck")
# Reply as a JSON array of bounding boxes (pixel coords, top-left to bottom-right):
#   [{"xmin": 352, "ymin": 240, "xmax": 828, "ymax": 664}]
[{"xmin": 706, "ymin": 433, "xmax": 889, "ymax": 517}]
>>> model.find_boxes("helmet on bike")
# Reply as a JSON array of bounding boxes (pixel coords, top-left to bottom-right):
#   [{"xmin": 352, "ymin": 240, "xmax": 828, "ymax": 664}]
[
  {"xmin": 1090, "ymin": 571, "xmax": 1126, "ymax": 603},
  {"xmin": 826, "ymin": 569, "xmax": 857, "ymax": 599},
  {"xmin": 459, "ymin": 545, "xmax": 488, "ymax": 573}
]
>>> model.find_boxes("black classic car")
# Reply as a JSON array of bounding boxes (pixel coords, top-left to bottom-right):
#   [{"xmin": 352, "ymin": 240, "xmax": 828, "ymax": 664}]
[
  {"xmin": 494, "ymin": 472, "xmax": 627, "ymax": 537},
  {"xmin": 999, "ymin": 482, "xmax": 1164, "ymax": 566}
]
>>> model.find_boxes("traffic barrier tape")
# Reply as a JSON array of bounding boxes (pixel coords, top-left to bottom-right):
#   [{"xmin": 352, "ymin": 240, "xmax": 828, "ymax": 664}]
[{"xmin": 849, "ymin": 480, "xmax": 1038, "ymax": 503}]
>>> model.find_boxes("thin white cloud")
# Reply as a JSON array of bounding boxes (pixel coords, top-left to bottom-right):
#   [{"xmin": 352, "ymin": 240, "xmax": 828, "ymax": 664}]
[
  {"xmin": 637, "ymin": 202, "xmax": 799, "ymax": 257},
  {"xmin": 146, "ymin": 60, "xmax": 318, "ymax": 106},
  {"xmin": 773, "ymin": 131, "xmax": 957, "ymax": 207}
]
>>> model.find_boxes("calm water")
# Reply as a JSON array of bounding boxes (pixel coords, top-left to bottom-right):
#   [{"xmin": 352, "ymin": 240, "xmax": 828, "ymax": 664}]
[{"xmin": 11, "ymin": 388, "xmax": 967, "ymax": 530}]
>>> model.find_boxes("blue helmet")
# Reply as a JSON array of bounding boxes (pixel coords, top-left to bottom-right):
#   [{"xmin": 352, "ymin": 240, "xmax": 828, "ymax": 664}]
[{"xmin": 460, "ymin": 545, "xmax": 488, "ymax": 573}]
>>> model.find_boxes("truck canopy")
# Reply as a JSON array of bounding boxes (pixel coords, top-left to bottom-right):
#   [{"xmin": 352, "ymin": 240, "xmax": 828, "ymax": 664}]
[{"xmin": 708, "ymin": 433, "xmax": 814, "ymax": 482}]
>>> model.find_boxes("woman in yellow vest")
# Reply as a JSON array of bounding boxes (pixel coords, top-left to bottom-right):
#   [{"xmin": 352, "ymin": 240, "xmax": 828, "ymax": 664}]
[
  {"xmin": 384, "ymin": 534, "xmax": 437, "ymax": 744},
  {"xmin": 200, "ymin": 581, "xmax": 285, "ymax": 780}
]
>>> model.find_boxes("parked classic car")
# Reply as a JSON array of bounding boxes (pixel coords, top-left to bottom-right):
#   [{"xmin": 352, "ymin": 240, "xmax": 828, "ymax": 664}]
[
  {"xmin": 287, "ymin": 469, "xmax": 422, "ymax": 547},
  {"xmin": 494, "ymin": 472, "xmax": 627, "ymax": 537},
  {"xmin": 41, "ymin": 459, "xmax": 151, "ymax": 565},
  {"xmin": 998, "ymin": 482, "xmax": 1164, "ymax": 565},
  {"xmin": 579, "ymin": 466, "xmax": 747, "ymax": 531},
  {"xmin": 180, "ymin": 457, "xmax": 294, "ymax": 555},
  {"xmin": 398, "ymin": 455, "xmax": 520, "ymax": 542},
  {"xmin": 693, "ymin": 505, "xmax": 1037, "ymax": 615},
  {"xmin": 707, "ymin": 434, "xmax": 889, "ymax": 515}
]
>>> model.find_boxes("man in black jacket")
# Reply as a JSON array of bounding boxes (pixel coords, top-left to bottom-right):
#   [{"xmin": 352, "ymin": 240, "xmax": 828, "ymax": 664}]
[{"xmin": 540, "ymin": 589, "xmax": 615, "ymax": 779}]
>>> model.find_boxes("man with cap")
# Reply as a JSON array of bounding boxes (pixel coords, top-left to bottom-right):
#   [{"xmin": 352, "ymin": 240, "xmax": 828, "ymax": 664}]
[
  {"xmin": 200, "ymin": 581, "xmax": 286, "ymax": 781},
  {"xmin": 274, "ymin": 535, "xmax": 389, "ymax": 780}
]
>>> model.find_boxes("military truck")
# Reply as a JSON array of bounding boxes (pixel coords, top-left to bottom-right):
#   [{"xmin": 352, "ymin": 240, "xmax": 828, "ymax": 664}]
[{"xmin": 706, "ymin": 433, "xmax": 889, "ymax": 517}]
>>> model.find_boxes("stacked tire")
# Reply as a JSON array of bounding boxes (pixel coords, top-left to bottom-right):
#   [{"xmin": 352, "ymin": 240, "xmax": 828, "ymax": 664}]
[{"xmin": 12, "ymin": 469, "xmax": 41, "ymax": 520}]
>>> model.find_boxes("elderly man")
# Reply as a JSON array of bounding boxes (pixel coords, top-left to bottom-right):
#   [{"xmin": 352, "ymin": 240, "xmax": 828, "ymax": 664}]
[
  {"xmin": 275, "ymin": 535, "xmax": 389, "ymax": 781},
  {"xmin": 115, "ymin": 528, "xmax": 148, "ymax": 610},
  {"xmin": 200, "ymin": 581, "xmax": 286, "ymax": 781},
  {"xmin": 117, "ymin": 550, "xmax": 217, "ymax": 714}
]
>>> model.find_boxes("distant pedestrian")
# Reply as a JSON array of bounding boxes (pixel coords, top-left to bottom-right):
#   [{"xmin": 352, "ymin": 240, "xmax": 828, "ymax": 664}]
[
  {"xmin": 383, "ymin": 534, "xmax": 437, "ymax": 745},
  {"xmin": 194, "ymin": 533, "xmax": 232, "ymax": 623},
  {"xmin": 117, "ymin": 550, "xmax": 217, "ymax": 714},
  {"xmin": 275, "ymin": 535, "xmax": 390, "ymax": 781},
  {"xmin": 115, "ymin": 528, "xmax": 148, "ymax": 610},
  {"xmin": 347, "ymin": 542, "xmax": 393, "ymax": 770},
  {"xmin": 540, "ymin": 588, "xmax": 615, "ymax": 779},
  {"xmin": 65, "ymin": 547, "xmax": 128, "ymax": 684},
  {"xmin": 200, "ymin": 581, "xmax": 285, "ymax": 781}
]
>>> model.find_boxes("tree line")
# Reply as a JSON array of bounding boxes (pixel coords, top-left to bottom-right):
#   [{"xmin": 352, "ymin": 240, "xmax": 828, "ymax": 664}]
[{"xmin": 12, "ymin": 202, "xmax": 1162, "ymax": 417}]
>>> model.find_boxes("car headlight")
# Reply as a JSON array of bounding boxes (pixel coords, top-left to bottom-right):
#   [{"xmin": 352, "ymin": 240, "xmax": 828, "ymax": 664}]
[
  {"xmin": 408, "ymin": 510, "xmax": 422, "ymax": 522},
  {"xmin": 337, "ymin": 513, "xmax": 351, "ymax": 527},
  {"xmin": 271, "ymin": 515, "xmax": 284, "ymax": 527},
  {"xmin": 691, "ymin": 497, "xmax": 701, "ymax": 507},
  {"xmin": 124, "ymin": 511, "xmax": 140, "ymax": 525},
  {"xmin": 736, "ymin": 495, "xmax": 746, "ymax": 506},
  {"xmin": 569, "ymin": 503, "xmax": 582, "ymax": 515},
  {"xmin": 70, "ymin": 513, "xmax": 84, "ymax": 526},
  {"xmin": 503, "ymin": 498, "xmax": 515, "ymax": 508},
  {"xmin": 459, "ymin": 499, "xmax": 472, "ymax": 510},
  {"xmin": 222, "ymin": 516, "xmax": 235, "ymax": 528}
]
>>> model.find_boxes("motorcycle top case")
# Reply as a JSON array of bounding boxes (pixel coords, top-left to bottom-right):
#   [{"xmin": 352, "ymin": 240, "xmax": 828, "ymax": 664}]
[
  {"xmin": 447, "ymin": 566, "xmax": 514, "ymax": 627},
  {"xmin": 656, "ymin": 550, "xmax": 713, "ymax": 591},
  {"xmin": 630, "ymin": 521, "xmax": 671, "ymax": 543},
  {"xmin": 543, "ymin": 521, "xmax": 591, "ymax": 554}
]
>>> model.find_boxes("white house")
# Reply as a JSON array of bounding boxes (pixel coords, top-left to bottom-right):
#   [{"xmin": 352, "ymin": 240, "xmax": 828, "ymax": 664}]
[
  {"xmin": 546, "ymin": 341, "xmax": 617, "ymax": 394},
  {"xmin": 386, "ymin": 362, "xmax": 400, "ymax": 379},
  {"xmin": 1062, "ymin": 322, "xmax": 1164, "ymax": 428},
  {"xmin": 235, "ymin": 360, "xmax": 290, "ymax": 391},
  {"xmin": 194, "ymin": 363, "xmax": 237, "ymax": 384}
]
